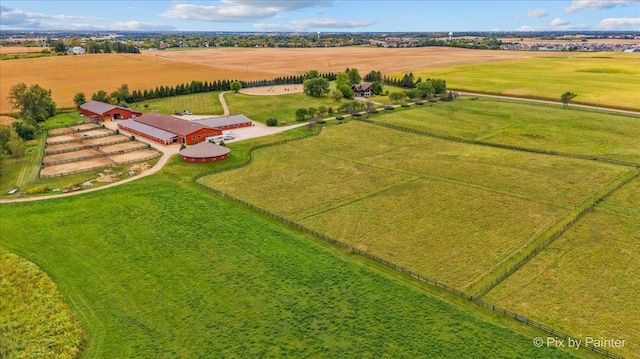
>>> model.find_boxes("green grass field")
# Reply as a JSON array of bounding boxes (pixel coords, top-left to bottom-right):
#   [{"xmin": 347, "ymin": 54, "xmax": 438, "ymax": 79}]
[
  {"xmin": 0, "ymin": 176, "xmax": 579, "ymax": 359},
  {"xmin": 0, "ymin": 250, "xmax": 84, "ymax": 359},
  {"xmin": 405, "ymin": 53, "xmax": 640, "ymax": 111},
  {"xmin": 484, "ymin": 177, "xmax": 640, "ymax": 359},
  {"xmin": 128, "ymin": 92, "xmax": 223, "ymax": 115},
  {"xmin": 370, "ymin": 97, "xmax": 640, "ymax": 163},
  {"xmin": 201, "ymin": 121, "xmax": 627, "ymax": 289},
  {"xmin": 224, "ymin": 91, "xmax": 348, "ymax": 123}
]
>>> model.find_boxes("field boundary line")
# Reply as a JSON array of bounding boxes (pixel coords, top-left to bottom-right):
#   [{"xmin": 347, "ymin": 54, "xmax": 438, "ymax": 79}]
[
  {"xmin": 354, "ymin": 117, "xmax": 640, "ymax": 168},
  {"xmin": 471, "ymin": 168, "xmax": 640, "ymax": 298},
  {"xmin": 194, "ymin": 172, "xmax": 627, "ymax": 359},
  {"xmin": 17, "ymin": 131, "xmax": 47, "ymax": 186},
  {"xmin": 192, "ymin": 125, "xmax": 627, "ymax": 359}
]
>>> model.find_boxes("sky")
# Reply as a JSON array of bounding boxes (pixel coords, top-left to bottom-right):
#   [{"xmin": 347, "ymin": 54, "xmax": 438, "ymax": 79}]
[{"xmin": 1, "ymin": 0, "xmax": 639, "ymax": 32}]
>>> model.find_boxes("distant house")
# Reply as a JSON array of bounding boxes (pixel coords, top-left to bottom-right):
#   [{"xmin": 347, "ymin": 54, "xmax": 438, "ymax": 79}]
[
  {"xmin": 69, "ymin": 46, "xmax": 85, "ymax": 55},
  {"xmin": 192, "ymin": 114, "xmax": 253, "ymax": 130},
  {"xmin": 80, "ymin": 100, "xmax": 142, "ymax": 122},
  {"xmin": 119, "ymin": 113, "xmax": 222, "ymax": 145},
  {"xmin": 352, "ymin": 83, "xmax": 372, "ymax": 97}
]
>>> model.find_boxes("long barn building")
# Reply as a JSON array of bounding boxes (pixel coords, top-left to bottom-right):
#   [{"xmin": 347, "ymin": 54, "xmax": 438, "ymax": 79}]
[{"xmin": 119, "ymin": 114, "xmax": 223, "ymax": 145}]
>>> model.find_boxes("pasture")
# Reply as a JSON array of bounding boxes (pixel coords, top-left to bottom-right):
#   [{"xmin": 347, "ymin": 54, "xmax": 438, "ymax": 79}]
[
  {"xmin": 370, "ymin": 97, "xmax": 640, "ymax": 164},
  {"xmin": 484, "ymin": 177, "xmax": 640, "ymax": 359},
  {"xmin": 0, "ymin": 176, "xmax": 578, "ymax": 358},
  {"xmin": 128, "ymin": 91, "xmax": 223, "ymax": 116},
  {"xmin": 200, "ymin": 121, "xmax": 628, "ymax": 289},
  {"xmin": 409, "ymin": 53, "xmax": 640, "ymax": 110}
]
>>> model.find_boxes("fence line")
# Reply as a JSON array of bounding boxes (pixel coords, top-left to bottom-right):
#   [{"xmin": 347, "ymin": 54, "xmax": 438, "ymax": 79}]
[
  {"xmin": 354, "ymin": 118, "xmax": 639, "ymax": 168},
  {"xmin": 192, "ymin": 128, "xmax": 626, "ymax": 359}
]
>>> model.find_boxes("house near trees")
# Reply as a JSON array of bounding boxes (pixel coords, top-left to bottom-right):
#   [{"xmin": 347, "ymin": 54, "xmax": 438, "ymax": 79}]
[
  {"xmin": 80, "ymin": 100, "xmax": 141, "ymax": 122},
  {"xmin": 352, "ymin": 83, "xmax": 372, "ymax": 97}
]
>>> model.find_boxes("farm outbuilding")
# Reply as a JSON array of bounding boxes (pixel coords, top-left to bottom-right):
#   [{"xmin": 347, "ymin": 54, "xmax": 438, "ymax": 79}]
[
  {"xmin": 192, "ymin": 114, "xmax": 253, "ymax": 130},
  {"xmin": 180, "ymin": 141, "xmax": 230, "ymax": 163},
  {"xmin": 80, "ymin": 101, "xmax": 142, "ymax": 122},
  {"xmin": 118, "ymin": 114, "xmax": 222, "ymax": 145}
]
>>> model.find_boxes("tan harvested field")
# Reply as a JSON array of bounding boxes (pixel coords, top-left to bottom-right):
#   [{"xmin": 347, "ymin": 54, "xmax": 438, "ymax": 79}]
[
  {"xmin": 0, "ymin": 46, "xmax": 46, "ymax": 54},
  {"xmin": 0, "ymin": 115, "xmax": 16, "ymax": 125},
  {"xmin": 0, "ymin": 47, "xmax": 561, "ymax": 112}
]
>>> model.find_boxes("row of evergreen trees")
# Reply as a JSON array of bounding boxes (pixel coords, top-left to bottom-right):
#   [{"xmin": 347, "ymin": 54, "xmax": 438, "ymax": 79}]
[{"xmin": 126, "ymin": 72, "xmax": 337, "ymax": 103}]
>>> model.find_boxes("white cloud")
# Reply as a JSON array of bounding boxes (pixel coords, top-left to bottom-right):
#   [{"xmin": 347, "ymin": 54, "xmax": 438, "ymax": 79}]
[
  {"xmin": 0, "ymin": 5, "xmax": 100, "ymax": 29},
  {"xmin": 597, "ymin": 17, "xmax": 640, "ymax": 29},
  {"xmin": 526, "ymin": 8, "xmax": 549, "ymax": 18},
  {"xmin": 565, "ymin": 0, "xmax": 638, "ymax": 13},
  {"xmin": 111, "ymin": 21, "xmax": 176, "ymax": 31},
  {"xmin": 515, "ymin": 25, "xmax": 540, "ymax": 31},
  {"xmin": 162, "ymin": 0, "xmax": 332, "ymax": 22},
  {"xmin": 255, "ymin": 18, "xmax": 374, "ymax": 31},
  {"xmin": 551, "ymin": 17, "xmax": 570, "ymax": 26}
]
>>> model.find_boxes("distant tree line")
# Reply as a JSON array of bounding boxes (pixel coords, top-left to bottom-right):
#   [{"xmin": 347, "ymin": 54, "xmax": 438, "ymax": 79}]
[{"xmin": 83, "ymin": 73, "xmax": 337, "ymax": 106}]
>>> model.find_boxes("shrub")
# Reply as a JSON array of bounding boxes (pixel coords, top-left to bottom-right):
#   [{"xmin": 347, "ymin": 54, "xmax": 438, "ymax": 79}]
[
  {"xmin": 401, "ymin": 103, "xmax": 410, "ymax": 108},
  {"xmin": 180, "ymin": 144, "xmax": 186, "ymax": 150},
  {"xmin": 317, "ymin": 119, "xmax": 326, "ymax": 124},
  {"xmin": 352, "ymin": 113, "xmax": 362, "ymax": 117},
  {"xmin": 385, "ymin": 106, "xmax": 395, "ymax": 111},
  {"xmin": 335, "ymin": 115, "xmax": 344, "ymax": 121},
  {"xmin": 115, "ymin": 129, "xmax": 120, "ymax": 134},
  {"xmin": 416, "ymin": 101, "xmax": 424, "ymax": 105},
  {"xmin": 130, "ymin": 135, "xmax": 135, "ymax": 141},
  {"xmin": 266, "ymin": 118, "xmax": 278, "ymax": 126}
]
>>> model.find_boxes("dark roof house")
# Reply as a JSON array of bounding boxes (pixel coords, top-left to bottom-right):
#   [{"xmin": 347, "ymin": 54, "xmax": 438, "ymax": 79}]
[{"xmin": 352, "ymin": 82, "xmax": 373, "ymax": 97}]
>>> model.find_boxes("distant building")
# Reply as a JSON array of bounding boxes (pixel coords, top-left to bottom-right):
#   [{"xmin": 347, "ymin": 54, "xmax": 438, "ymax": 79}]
[
  {"xmin": 68, "ymin": 46, "xmax": 85, "ymax": 55},
  {"xmin": 352, "ymin": 83, "xmax": 373, "ymax": 97},
  {"xmin": 80, "ymin": 100, "xmax": 141, "ymax": 122},
  {"xmin": 192, "ymin": 114, "xmax": 252, "ymax": 130}
]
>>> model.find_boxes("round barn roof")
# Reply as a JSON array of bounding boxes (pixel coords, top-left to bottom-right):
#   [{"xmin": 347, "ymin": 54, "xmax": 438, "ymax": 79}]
[{"xmin": 179, "ymin": 141, "xmax": 230, "ymax": 159}]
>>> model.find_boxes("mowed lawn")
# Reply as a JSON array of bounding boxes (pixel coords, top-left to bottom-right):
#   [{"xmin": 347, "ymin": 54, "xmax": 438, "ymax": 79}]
[
  {"xmin": 371, "ymin": 98, "xmax": 640, "ymax": 164},
  {"xmin": 224, "ymin": 91, "xmax": 345, "ymax": 123},
  {"xmin": 0, "ymin": 177, "xmax": 578, "ymax": 359},
  {"xmin": 128, "ymin": 92, "xmax": 223, "ymax": 116},
  {"xmin": 407, "ymin": 53, "xmax": 640, "ymax": 111},
  {"xmin": 484, "ymin": 176, "xmax": 640, "ymax": 359},
  {"xmin": 201, "ymin": 121, "xmax": 627, "ymax": 289}
]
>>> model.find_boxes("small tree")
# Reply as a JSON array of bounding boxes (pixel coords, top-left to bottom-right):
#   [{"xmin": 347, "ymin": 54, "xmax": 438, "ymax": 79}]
[
  {"xmin": 7, "ymin": 131, "xmax": 24, "ymax": 159},
  {"xmin": 266, "ymin": 118, "xmax": 278, "ymax": 126},
  {"xmin": 230, "ymin": 81, "xmax": 242, "ymax": 93},
  {"xmin": 12, "ymin": 121, "xmax": 36, "ymax": 141},
  {"xmin": 389, "ymin": 91, "xmax": 406, "ymax": 104},
  {"xmin": 92, "ymin": 90, "xmax": 109, "ymax": 103},
  {"xmin": 73, "ymin": 92, "xmax": 86, "ymax": 108},
  {"xmin": 295, "ymin": 108, "xmax": 308, "ymax": 121},
  {"xmin": 7, "ymin": 83, "xmax": 56, "ymax": 124},
  {"xmin": 371, "ymin": 81, "xmax": 383, "ymax": 95},
  {"xmin": 303, "ymin": 77, "xmax": 330, "ymax": 97},
  {"xmin": 330, "ymin": 89, "xmax": 344, "ymax": 101},
  {"xmin": 561, "ymin": 92, "xmax": 577, "ymax": 108}
]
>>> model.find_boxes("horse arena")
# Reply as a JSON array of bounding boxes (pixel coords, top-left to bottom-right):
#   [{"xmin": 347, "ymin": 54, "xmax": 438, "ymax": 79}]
[{"xmin": 40, "ymin": 123, "xmax": 160, "ymax": 178}]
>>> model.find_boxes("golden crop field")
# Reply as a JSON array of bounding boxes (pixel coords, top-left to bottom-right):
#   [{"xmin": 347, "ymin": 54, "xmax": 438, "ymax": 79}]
[
  {"xmin": 0, "ymin": 47, "xmax": 561, "ymax": 112},
  {"xmin": 0, "ymin": 46, "xmax": 46, "ymax": 54}
]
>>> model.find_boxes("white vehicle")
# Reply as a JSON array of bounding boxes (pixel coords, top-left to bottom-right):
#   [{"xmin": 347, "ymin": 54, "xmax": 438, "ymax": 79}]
[
  {"xmin": 222, "ymin": 131, "xmax": 235, "ymax": 140},
  {"xmin": 207, "ymin": 131, "xmax": 234, "ymax": 143}
]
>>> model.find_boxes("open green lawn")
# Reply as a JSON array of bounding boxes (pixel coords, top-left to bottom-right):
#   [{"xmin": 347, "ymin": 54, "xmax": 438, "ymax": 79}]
[
  {"xmin": 371, "ymin": 97, "xmax": 640, "ymax": 163},
  {"xmin": 0, "ymin": 176, "xmax": 579, "ymax": 359},
  {"xmin": 406, "ymin": 53, "xmax": 640, "ymax": 111},
  {"xmin": 201, "ymin": 121, "xmax": 627, "ymax": 289},
  {"xmin": 484, "ymin": 177, "xmax": 640, "ymax": 359},
  {"xmin": 224, "ymin": 91, "xmax": 347, "ymax": 123},
  {"xmin": 128, "ymin": 92, "xmax": 223, "ymax": 116}
]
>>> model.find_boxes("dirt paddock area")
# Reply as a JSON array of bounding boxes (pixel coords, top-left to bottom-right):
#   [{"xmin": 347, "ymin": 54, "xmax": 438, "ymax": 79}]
[{"xmin": 239, "ymin": 84, "xmax": 303, "ymax": 96}]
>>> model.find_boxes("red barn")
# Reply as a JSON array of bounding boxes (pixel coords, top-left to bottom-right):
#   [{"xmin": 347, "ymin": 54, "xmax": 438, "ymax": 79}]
[
  {"xmin": 192, "ymin": 114, "xmax": 253, "ymax": 130},
  {"xmin": 80, "ymin": 101, "xmax": 142, "ymax": 121},
  {"xmin": 119, "ymin": 114, "xmax": 222, "ymax": 145},
  {"xmin": 179, "ymin": 141, "xmax": 230, "ymax": 163}
]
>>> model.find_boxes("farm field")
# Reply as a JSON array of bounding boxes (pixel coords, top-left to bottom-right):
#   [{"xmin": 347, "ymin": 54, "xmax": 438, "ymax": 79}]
[
  {"xmin": 371, "ymin": 97, "xmax": 640, "ymax": 163},
  {"xmin": 1, "ymin": 47, "xmax": 567, "ymax": 112},
  {"xmin": 409, "ymin": 52, "xmax": 640, "ymax": 110},
  {"xmin": 200, "ymin": 121, "xmax": 628, "ymax": 289},
  {"xmin": 484, "ymin": 177, "xmax": 640, "ymax": 359},
  {"xmin": 0, "ymin": 176, "xmax": 579, "ymax": 359}
]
